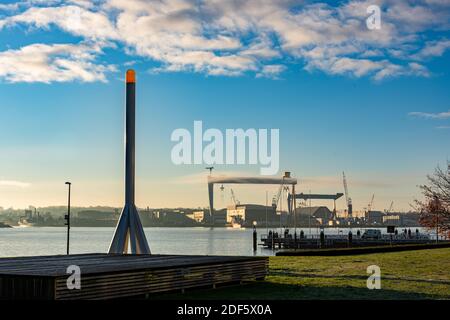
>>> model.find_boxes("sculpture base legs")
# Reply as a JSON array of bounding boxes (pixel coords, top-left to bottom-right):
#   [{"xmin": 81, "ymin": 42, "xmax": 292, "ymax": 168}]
[{"xmin": 108, "ymin": 204, "xmax": 151, "ymax": 254}]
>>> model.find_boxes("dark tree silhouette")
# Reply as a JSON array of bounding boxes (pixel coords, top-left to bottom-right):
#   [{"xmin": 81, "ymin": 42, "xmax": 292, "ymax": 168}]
[{"xmin": 416, "ymin": 163, "xmax": 450, "ymax": 238}]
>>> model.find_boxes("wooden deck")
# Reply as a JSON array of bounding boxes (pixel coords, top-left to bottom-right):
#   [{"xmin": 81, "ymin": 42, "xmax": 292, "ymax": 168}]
[{"xmin": 0, "ymin": 254, "xmax": 268, "ymax": 300}]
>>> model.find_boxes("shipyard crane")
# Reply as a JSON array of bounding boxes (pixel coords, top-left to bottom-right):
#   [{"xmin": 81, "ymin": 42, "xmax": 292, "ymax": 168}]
[
  {"xmin": 342, "ymin": 172, "xmax": 353, "ymax": 217},
  {"xmin": 272, "ymin": 185, "xmax": 283, "ymax": 208},
  {"xmin": 230, "ymin": 188, "xmax": 240, "ymax": 206},
  {"xmin": 219, "ymin": 184, "xmax": 225, "ymax": 202},
  {"xmin": 272, "ymin": 185, "xmax": 289, "ymax": 210},
  {"xmin": 367, "ymin": 194, "xmax": 375, "ymax": 212},
  {"xmin": 386, "ymin": 201, "xmax": 394, "ymax": 213}
]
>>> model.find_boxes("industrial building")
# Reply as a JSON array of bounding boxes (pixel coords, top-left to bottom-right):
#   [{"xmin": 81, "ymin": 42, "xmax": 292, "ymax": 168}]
[
  {"xmin": 293, "ymin": 206, "xmax": 334, "ymax": 226},
  {"xmin": 226, "ymin": 204, "xmax": 277, "ymax": 227},
  {"xmin": 365, "ymin": 210, "xmax": 385, "ymax": 224},
  {"xmin": 383, "ymin": 214, "xmax": 402, "ymax": 226},
  {"xmin": 186, "ymin": 211, "xmax": 205, "ymax": 223}
]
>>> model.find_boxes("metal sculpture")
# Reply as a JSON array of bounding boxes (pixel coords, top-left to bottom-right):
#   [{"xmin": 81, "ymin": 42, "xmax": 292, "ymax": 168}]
[{"xmin": 109, "ymin": 70, "xmax": 151, "ymax": 254}]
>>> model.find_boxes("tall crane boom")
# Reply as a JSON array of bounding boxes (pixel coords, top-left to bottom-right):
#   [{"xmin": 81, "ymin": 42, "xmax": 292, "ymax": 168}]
[
  {"xmin": 272, "ymin": 184, "xmax": 290, "ymax": 211},
  {"xmin": 272, "ymin": 184, "xmax": 283, "ymax": 208},
  {"xmin": 368, "ymin": 193, "xmax": 375, "ymax": 212},
  {"xmin": 342, "ymin": 171, "xmax": 353, "ymax": 217},
  {"xmin": 343, "ymin": 172, "xmax": 349, "ymax": 205},
  {"xmin": 230, "ymin": 189, "xmax": 239, "ymax": 206},
  {"xmin": 387, "ymin": 201, "xmax": 394, "ymax": 213}
]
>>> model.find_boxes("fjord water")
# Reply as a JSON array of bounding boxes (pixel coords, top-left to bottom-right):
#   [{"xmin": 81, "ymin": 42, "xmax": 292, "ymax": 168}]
[
  {"xmin": 0, "ymin": 226, "xmax": 431, "ymax": 258},
  {"xmin": 0, "ymin": 227, "xmax": 270, "ymax": 257}
]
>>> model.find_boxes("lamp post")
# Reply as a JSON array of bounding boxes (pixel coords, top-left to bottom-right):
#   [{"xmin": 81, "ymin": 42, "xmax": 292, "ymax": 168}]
[
  {"xmin": 65, "ymin": 182, "xmax": 71, "ymax": 255},
  {"xmin": 253, "ymin": 221, "xmax": 257, "ymax": 252},
  {"xmin": 265, "ymin": 191, "xmax": 268, "ymax": 235}
]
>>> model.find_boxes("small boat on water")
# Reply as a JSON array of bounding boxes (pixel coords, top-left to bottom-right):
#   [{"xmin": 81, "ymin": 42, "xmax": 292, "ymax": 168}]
[
  {"xmin": 232, "ymin": 221, "xmax": 242, "ymax": 229},
  {"xmin": 18, "ymin": 217, "xmax": 36, "ymax": 227},
  {"xmin": 18, "ymin": 209, "xmax": 37, "ymax": 227},
  {"xmin": 229, "ymin": 216, "xmax": 244, "ymax": 229}
]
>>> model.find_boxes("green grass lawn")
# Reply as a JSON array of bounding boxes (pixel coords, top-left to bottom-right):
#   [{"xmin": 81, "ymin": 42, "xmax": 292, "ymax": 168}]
[{"xmin": 156, "ymin": 248, "xmax": 450, "ymax": 300}]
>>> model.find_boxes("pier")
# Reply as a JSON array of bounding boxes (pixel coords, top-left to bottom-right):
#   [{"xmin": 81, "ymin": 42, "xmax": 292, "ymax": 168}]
[
  {"xmin": 260, "ymin": 229, "xmax": 441, "ymax": 250},
  {"xmin": 0, "ymin": 253, "xmax": 267, "ymax": 300}
]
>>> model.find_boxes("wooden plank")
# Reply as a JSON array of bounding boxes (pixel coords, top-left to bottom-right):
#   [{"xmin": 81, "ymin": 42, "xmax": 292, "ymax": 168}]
[
  {"xmin": 55, "ymin": 264, "xmax": 266, "ymax": 300},
  {"xmin": 0, "ymin": 254, "xmax": 265, "ymax": 276},
  {"xmin": 0, "ymin": 254, "xmax": 268, "ymax": 300}
]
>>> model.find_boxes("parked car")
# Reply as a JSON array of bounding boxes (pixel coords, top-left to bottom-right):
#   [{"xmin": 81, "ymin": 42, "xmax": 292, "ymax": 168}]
[{"xmin": 362, "ymin": 229, "xmax": 382, "ymax": 240}]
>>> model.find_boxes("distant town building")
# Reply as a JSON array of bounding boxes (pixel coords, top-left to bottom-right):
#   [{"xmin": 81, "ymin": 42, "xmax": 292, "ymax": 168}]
[
  {"xmin": 76, "ymin": 210, "xmax": 118, "ymax": 220},
  {"xmin": 74, "ymin": 210, "xmax": 119, "ymax": 227}
]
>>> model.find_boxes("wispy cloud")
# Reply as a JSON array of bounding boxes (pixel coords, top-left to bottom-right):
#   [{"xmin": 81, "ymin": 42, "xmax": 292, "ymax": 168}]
[
  {"xmin": 0, "ymin": 42, "xmax": 116, "ymax": 83},
  {"xmin": 301, "ymin": 175, "xmax": 394, "ymax": 189},
  {"xmin": 0, "ymin": 0, "xmax": 449, "ymax": 82},
  {"xmin": 408, "ymin": 110, "xmax": 450, "ymax": 119},
  {"xmin": 256, "ymin": 65, "xmax": 287, "ymax": 79},
  {"xmin": 0, "ymin": 4, "xmax": 117, "ymax": 39},
  {"xmin": 412, "ymin": 39, "xmax": 450, "ymax": 60},
  {"xmin": 0, "ymin": 180, "xmax": 31, "ymax": 188}
]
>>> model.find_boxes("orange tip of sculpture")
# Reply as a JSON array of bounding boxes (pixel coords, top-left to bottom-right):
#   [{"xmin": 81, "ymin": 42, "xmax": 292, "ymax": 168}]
[{"xmin": 126, "ymin": 69, "xmax": 136, "ymax": 83}]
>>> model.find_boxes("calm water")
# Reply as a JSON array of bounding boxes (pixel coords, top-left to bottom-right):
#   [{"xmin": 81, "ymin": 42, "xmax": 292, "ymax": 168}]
[{"xmin": 0, "ymin": 226, "xmax": 432, "ymax": 258}]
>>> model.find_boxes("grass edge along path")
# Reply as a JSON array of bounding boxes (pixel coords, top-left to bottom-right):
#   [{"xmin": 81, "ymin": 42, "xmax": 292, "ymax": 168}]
[
  {"xmin": 153, "ymin": 248, "xmax": 450, "ymax": 300},
  {"xmin": 276, "ymin": 242, "xmax": 450, "ymax": 256}
]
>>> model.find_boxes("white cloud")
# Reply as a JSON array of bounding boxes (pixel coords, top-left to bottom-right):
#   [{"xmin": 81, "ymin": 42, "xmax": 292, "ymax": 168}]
[
  {"xmin": 0, "ymin": 5, "xmax": 117, "ymax": 39},
  {"xmin": 241, "ymin": 36, "xmax": 281, "ymax": 59},
  {"xmin": 0, "ymin": 180, "xmax": 31, "ymax": 188},
  {"xmin": 256, "ymin": 64, "xmax": 286, "ymax": 79},
  {"xmin": 0, "ymin": 3, "xmax": 21, "ymax": 11},
  {"xmin": 329, "ymin": 58, "xmax": 383, "ymax": 77},
  {"xmin": 0, "ymin": 42, "xmax": 116, "ymax": 83},
  {"xmin": 67, "ymin": 0, "xmax": 95, "ymax": 9},
  {"xmin": 413, "ymin": 39, "xmax": 450, "ymax": 59},
  {"xmin": 409, "ymin": 110, "xmax": 450, "ymax": 119},
  {"xmin": 0, "ymin": 0, "xmax": 449, "ymax": 81},
  {"xmin": 373, "ymin": 62, "xmax": 430, "ymax": 81}
]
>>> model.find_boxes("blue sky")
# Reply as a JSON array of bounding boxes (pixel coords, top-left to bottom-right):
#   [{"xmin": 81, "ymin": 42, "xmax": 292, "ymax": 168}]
[{"xmin": 0, "ymin": 0, "xmax": 449, "ymax": 212}]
